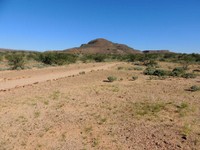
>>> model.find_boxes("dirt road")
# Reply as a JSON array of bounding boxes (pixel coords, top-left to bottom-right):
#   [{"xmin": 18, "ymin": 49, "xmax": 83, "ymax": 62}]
[{"xmin": 0, "ymin": 62, "xmax": 118, "ymax": 91}]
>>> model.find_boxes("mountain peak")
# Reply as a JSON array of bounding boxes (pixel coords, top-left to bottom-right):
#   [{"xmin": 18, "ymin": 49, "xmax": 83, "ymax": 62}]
[
  {"xmin": 80, "ymin": 38, "xmax": 113, "ymax": 47},
  {"xmin": 65, "ymin": 38, "xmax": 141, "ymax": 54}
]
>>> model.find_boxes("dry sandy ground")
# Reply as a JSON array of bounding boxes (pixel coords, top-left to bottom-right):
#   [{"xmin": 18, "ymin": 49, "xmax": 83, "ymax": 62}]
[
  {"xmin": 0, "ymin": 63, "xmax": 118, "ymax": 91},
  {"xmin": 0, "ymin": 62, "xmax": 200, "ymax": 150}
]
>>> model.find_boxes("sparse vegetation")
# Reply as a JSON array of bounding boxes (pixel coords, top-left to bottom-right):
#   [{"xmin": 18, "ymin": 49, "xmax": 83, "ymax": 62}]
[
  {"xmin": 107, "ymin": 76, "xmax": 117, "ymax": 82},
  {"xmin": 34, "ymin": 111, "xmax": 40, "ymax": 118},
  {"xmin": 176, "ymin": 102, "xmax": 190, "ymax": 117},
  {"xmin": 39, "ymin": 52, "xmax": 78, "ymax": 65},
  {"xmin": 144, "ymin": 65, "xmax": 198, "ymax": 79},
  {"xmin": 0, "ymin": 51, "xmax": 199, "ymax": 71},
  {"xmin": 51, "ymin": 90, "xmax": 61, "ymax": 100},
  {"xmin": 117, "ymin": 66, "xmax": 124, "ymax": 70},
  {"xmin": 144, "ymin": 67, "xmax": 169, "ymax": 77},
  {"xmin": 124, "ymin": 101, "xmax": 194, "ymax": 120},
  {"xmin": 144, "ymin": 60, "xmax": 158, "ymax": 67},
  {"xmin": 79, "ymin": 71, "xmax": 86, "ymax": 75},
  {"xmin": 93, "ymin": 54, "xmax": 106, "ymax": 62},
  {"xmin": 80, "ymin": 54, "xmax": 106, "ymax": 62},
  {"xmin": 0, "ymin": 55, "xmax": 3, "ymax": 61},
  {"xmin": 84, "ymin": 126, "xmax": 93, "ymax": 133},
  {"xmin": 132, "ymin": 75, "xmax": 138, "ymax": 81},
  {"xmin": 181, "ymin": 73, "xmax": 197, "ymax": 79},
  {"xmin": 1, "ymin": 60, "xmax": 200, "ymax": 149},
  {"xmin": 92, "ymin": 138, "xmax": 99, "ymax": 147},
  {"xmin": 143, "ymin": 67, "xmax": 156, "ymax": 75},
  {"xmin": 181, "ymin": 123, "xmax": 192, "ymax": 137},
  {"xmin": 153, "ymin": 69, "xmax": 169, "ymax": 77},
  {"xmin": 134, "ymin": 66, "xmax": 143, "ymax": 71},
  {"xmin": 129, "ymin": 102, "xmax": 166, "ymax": 117},
  {"xmin": 98, "ymin": 117, "xmax": 107, "ymax": 125},
  {"xmin": 0, "ymin": 49, "xmax": 200, "ymax": 149},
  {"xmin": 189, "ymin": 85, "xmax": 200, "ymax": 92},
  {"xmin": 43, "ymin": 100, "xmax": 49, "ymax": 105}
]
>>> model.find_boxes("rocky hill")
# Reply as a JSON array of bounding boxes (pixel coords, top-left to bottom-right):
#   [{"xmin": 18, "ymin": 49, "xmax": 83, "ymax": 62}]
[
  {"xmin": 1, "ymin": 38, "xmax": 173, "ymax": 54},
  {"xmin": 63, "ymin": 38, "xmax": 141, "ymax": 54}
]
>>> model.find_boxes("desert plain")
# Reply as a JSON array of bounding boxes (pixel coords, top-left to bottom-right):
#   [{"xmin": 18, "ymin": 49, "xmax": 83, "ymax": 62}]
[{"xmin": 0, "ymin": 61, "xmax": 200, "ymax": 150}]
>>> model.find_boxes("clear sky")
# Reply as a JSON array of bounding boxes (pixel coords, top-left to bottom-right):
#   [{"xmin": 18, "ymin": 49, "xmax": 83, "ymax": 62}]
[{"xmin": 0, "ymin": 0, "xmax": 199, "ymax": 53}]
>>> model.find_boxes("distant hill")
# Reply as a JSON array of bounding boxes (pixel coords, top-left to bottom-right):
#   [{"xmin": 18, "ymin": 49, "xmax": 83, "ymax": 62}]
[
  {"xmin": 143, "ymin": 50, "xmax": 171, "ymax": 54},
  {"xmin": 0, "ymin": 48, "xmax": 37, "ymax": 53},
  {"xmin": 63, "ymin": 38, "xmax": 142, "ymax": 54},
  {"xmin": 0, "ymin": 48, "xmax": 14, "ymax": 52},
  {"xmin": 1, "ymin": 38, "xmax": 173, "ymax": 54}
]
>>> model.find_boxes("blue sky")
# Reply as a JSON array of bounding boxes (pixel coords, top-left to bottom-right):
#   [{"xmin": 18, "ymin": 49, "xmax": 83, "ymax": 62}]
[{"xmin": 0, "ymin": 0, "xmax": 199, "ymax": 53}]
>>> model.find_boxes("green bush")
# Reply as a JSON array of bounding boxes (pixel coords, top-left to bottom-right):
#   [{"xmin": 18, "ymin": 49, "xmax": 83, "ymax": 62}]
[
  {"xmin": 128, "ymin": 54, "xmax": 137, "ymax": 62},
  {"xmin": 26, "ymin": 52, "xmax": 41, "ymax": 61},
  {"xmin": 132, "ymin": 75, "xmax": 138, "ymax": 81},
  {"xmin": 93, "ymin": 54, "xmax": 106, "ymax": 62},
  {"xmin": 39, "ymin": 52, "xmax": 55, "ymax": 65},
  {"xmin": 78, "ymin": 53, "xmax": 200, "ymax": 64},
  {"xmin": 127, "ymin": 67, "xmax": 134, "ymax": 70},
  {"xmin": 132, "ymin": 102, "xmax": 166, "ymax": 116},
  {"xmin": 189, "ymin": 85, "xmax": 200, "ymax": 92},
  {"xmin": 107, "ymin": 76, "xmax": 117, "ymax": 82},
  {"xmin": 144, "ymin": 67, "xmax": 169, "ymax": 77},
  {"xmin": 143, "ymin": 67, "xmax": 156, "ymax": 75},
  {"xmin": 181, "ymin": 73, "xmax": 197, "ymax": 79},
  {"xmin": 80, "ymin": 54, "xmax": 106, "ymax": 62},
  {"xmin": 0, "ymin": 54, "xmax": 3, "ymax": 61},
  {"xmin": 170, "ymin": 67, "xmax": 186, "ymax": 77},
  {"xmin": 134, "ymin": 67, "xmax": 143, "ymax": 71},
  {"xmin": 144, "ymin": 60, "xmax": 158, "ymax": 67},
  {"xmin": 39, "ymin": 52, "xmax": 77, "ymax": 65},
  {"xmin": 153, "ymin": 69, "xmax": 169, "ymax": 77},
  {"xmin": 80, "ymin": 55, "xmax": 92, "ymax": 63},
  {"xmin": 6, "ymin": 54, "xmax": 25, "ymax": 70}
]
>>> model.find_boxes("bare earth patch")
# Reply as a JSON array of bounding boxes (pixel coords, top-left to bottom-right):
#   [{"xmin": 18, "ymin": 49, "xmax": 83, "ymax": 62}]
[{"xmin": 0, "ymin": 62, "xmax": 200, "ymax": 150}]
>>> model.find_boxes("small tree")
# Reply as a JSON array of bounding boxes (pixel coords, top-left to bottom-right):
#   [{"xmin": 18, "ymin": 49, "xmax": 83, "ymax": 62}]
[
  {"xmin": 6, "ymin": 54, "xmax": 25, "ymax": 70},
  {"xmin": 39, "ymin": 52, "xmax": 56, "ymax": 65},
  {"xmin": 94, "ymin": 54, "xmax": 106, "ymax": 62},
  {"xmin": 0, "ymin": 55, "xmax": 3, "ymax": 61}
]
